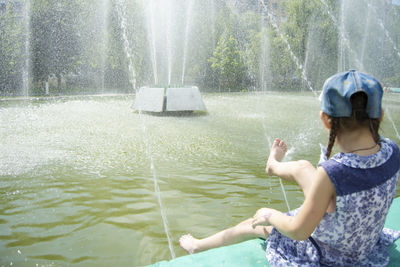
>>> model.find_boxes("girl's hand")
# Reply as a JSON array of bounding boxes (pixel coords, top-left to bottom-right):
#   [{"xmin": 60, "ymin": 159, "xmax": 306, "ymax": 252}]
[{"xmin": 252, "ymin": 208, "xmax": 274, "ymax": 228}]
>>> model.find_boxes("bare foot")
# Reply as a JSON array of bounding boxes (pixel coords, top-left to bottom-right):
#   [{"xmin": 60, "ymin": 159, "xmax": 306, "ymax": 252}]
[
  {"xmin": 179, "ymin": 234, "xmax": 199, "ymax": 254},
  {"xmin": 266, "ymin": 138, "xmax": 287, "ymax": 175}
]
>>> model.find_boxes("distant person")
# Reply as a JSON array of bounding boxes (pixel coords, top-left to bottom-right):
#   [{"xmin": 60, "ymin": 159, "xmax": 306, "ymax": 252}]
[{"xmin": 179, "ymin": 70, "xmax": 400, "ymax": 266}]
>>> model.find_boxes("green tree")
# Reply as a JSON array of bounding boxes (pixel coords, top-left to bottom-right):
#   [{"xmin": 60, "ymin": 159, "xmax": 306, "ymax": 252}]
[
  {"xmin": 209, "ymin": 35, "xmax": 246, "ymax": 91},
  {"xmin": 31, "ymin": 0, "xmax": 82, "ymax": 93},
  {"xmin": 0, "ymin": 2, "xmax": 25, "ymax": 95},
  {"xmin": 239, "ymin": 11, "xmax": 265, "ymax": 89},
  {"xmin": 267, "ymin": 0, "xmax": 338, "ymax": 90},
  {"xmin": 269, "ymin": 30, "xmax": 299, "ymax": 90}
]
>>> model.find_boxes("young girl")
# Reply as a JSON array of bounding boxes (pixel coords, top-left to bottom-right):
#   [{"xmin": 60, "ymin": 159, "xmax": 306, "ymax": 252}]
[{"xmin": 179, "ymin": 70, "xmax": 400, "ymax": 266}]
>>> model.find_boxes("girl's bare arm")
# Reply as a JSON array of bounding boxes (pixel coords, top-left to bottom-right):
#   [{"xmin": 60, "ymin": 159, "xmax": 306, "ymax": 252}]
[{"xmin": 253, "ymin": 167, "xmax": 334, "ymax": 240}]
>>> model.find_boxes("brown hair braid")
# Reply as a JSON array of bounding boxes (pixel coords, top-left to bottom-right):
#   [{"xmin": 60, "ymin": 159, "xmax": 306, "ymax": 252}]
[
  {"xmin": 326, "ymin": 117, "xmax": 339, "ymax": 158},
  {"xmin": 369, "ymin": 118, "xmax": 381, "ymax": 143}
]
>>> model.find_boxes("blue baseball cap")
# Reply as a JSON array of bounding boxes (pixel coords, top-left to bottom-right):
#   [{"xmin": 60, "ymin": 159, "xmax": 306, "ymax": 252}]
[{"xmin": 319, "ymin": 70, "xmax": 383, "ymax": 119}]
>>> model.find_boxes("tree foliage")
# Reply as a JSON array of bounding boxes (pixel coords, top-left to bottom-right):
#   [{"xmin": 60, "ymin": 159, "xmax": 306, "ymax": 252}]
[
  {"xmin": 0, "ymin": 2, "xmax": 25, "ymax": 95},
  {"xmin": 31, "ymin": 0, "xmax": 82, "ymax": 93},
  {"xmin": 209, "ymin": 35, "xmax": 246, "ymax": 91}
]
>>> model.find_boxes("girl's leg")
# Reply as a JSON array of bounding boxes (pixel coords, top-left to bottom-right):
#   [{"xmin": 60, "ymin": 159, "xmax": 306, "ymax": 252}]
[
  {"xmin": 266, "ymin": 138, "xmax": 335, "ymax": 212},
  {"xmin": 179, "ymin": 218, "xmax": 272, "ymax": 254},
  {"xmin": 266, "ymin": 138, "xmax": 316, "ymax": 195}
]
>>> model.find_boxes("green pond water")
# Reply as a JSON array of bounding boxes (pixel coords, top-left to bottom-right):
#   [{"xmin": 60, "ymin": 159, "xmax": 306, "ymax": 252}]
[{"xmin": 1, "ymin": 92, "xmax": 399, "ymax": 266}]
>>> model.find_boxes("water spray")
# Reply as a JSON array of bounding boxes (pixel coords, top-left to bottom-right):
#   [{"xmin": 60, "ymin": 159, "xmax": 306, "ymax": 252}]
[
  {"xmin": 318, "ymin": 0, "xmax": 365, "ymax": 72},
  {"xmin": 181, "ymin": 0, "xmax": 195, "ymax": 85},
  {"xmin": 147, "ymin": 0, "xmax": 158, "ymax": 85},
  {"xmin": 259, "ymin": 0, "xmax": 316, "ymax": 97},
  {"xmin": 385, "ymin": 107, "xmax": 400, "ymax": 141},
  {"xmin": 22, "ymin": 0, "xmax": 31, "ymax": 97},
  {"xmin": 116, "ymin": 0, "xmax": 175, "ymax": 259},
  {"xmin": 116, "ymin": 0, "xmax": 137, "ymax": 90},
  {"xmin": 166, "ymin": 0, "xmax": 173, "ymax": 86},
  {"xmin": 367, "ymin": 3, "xmax": 400, "ymax": 60}
]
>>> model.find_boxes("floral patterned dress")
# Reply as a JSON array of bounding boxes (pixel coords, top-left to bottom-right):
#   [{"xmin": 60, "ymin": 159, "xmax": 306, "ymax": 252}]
[{"xmin": 265, "ymin": 138, "xmax": 400, "ymax": 266}]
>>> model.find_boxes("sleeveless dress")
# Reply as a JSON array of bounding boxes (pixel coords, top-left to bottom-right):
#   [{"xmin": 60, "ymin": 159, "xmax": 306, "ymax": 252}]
[{"xmin": 265, "ymin": 138, "xmax": 400, "ymax": 266}]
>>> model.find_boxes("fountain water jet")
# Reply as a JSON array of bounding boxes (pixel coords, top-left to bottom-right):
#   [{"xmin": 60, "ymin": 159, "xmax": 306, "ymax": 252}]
[
  {"xmin": 135, "ymin": 0, "xmax": 206, "ymax": 114},
  {"xmin": 259, "ymin": 10, "xmax": 270, "ymax": 91},
  {"xmin": 146, "ymin": 0, "xmax": 158, "ymax": 85},
  {"xmin": 360, "ymin": 4, "xmax": 372, "ymax": 65},
  {"xmin": 116, "ymin": 0, "xmax": 175, "ymax": 259},
  {"xmin": 337, "ymin": 0, "xmax": 346, "ymax": 72},
  {"xmin": 259, "ymin": 0, "xmax": 317, "ymax": 96},
  {"xmin": 116, "ymin": 0, "xmax": 137, "ymax": 90},
  {"xmin": 318, "ymin": 0, "xmax": 365, "ymax": 72},
  {"xmin": 181, "ymin": 0, "xmax": 195, "ymax": 85},
  {"xmin": 99, "ymin": 0, "xmax": 111, "ymax": 92},
  {"xmin": 166, "ymin": 0, "xmax": 173, "ymax": 86},
  {"xmin": 210, "ymin": 0, "xmax": 216, "ymax": 52},
  {"xmin": 367, "ymin": 2, "xmax": 400, "ymax": 60},
  {"xmin": 22, "ymin": 0, "xmax": 31, "ymax": 97},
  {"xmin": 385, "ymin": 107, "xmax": 400, "ymax": 141}
]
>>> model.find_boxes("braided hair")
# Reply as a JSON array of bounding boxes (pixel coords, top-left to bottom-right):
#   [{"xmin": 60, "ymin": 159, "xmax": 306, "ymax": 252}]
[{"xmin": 325, "ymin": 92, "xmax": 381, "ymax": 158}]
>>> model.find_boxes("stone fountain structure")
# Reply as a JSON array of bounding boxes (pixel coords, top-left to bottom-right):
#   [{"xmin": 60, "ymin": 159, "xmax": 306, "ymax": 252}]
[
  {"xmin": 132, "ymin": 86, "xmax": 206, "ymax": 113},
  {"xmin": 129, "ymin": 0, "xmax": 206, "ymax": 114}
]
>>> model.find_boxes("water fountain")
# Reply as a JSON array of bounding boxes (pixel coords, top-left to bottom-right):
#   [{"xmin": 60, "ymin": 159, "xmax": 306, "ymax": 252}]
[
  {"xmin": 134, "ymin": 0, "xmax": 207, "ymax": 114},
  {"xmin": 99, "ymin": 0, "xmax": 111, "ymax": 92},
  {"xmin": 116, "ymin": 0, "xmax": 137, "ymax": 90},
  {"xmin": 22, "ymin": 0, "xmax": 30, "ymax": 97},
  {"xmin": 259, "ymin": 0, "xmax": 317, "ymax": 96},
  {"xmin": 181, "ymin": 0, "xmax": 194, "ymax": 85},
  {"xmin": 386, "ymin": 107, "xmax": 400, "ymax": 141},
  {"xmin": 166, "ymin": 0, "xmax": 173, "ymax": 86},
  {"xmin": 132, "ymin": 86, "xmax": 206, "ymax": 114},
  {"xmin": 259, "ymin": 10, "xmax": 270, "ymax": 91},
  {"xmin": 146, "ymin": 0, "xmax": 158, "ymax": 85},
  {"xmin": 318, "ymin": 0, "xmax": 365, "ymax": 72}
]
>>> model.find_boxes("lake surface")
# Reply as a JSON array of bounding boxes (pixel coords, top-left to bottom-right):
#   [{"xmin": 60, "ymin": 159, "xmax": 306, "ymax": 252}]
[{"xmin": 1, "ymin": 92, "xmax": 399, "ymax": 266}]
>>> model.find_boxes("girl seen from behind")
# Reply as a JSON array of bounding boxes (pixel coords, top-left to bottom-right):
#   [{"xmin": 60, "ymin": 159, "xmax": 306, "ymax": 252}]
[{"xmin": 179, "ymin": 70, "xmax": 400, "ymax": 266}]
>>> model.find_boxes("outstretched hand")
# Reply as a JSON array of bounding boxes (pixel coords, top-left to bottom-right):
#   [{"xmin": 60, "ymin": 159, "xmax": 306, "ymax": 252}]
[{"xmin": 252, "ymin": 207, "xmax": 274, "ymax": 228}]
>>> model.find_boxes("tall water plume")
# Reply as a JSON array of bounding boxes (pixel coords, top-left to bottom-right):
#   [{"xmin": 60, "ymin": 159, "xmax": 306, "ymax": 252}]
[
  {"xmin": 146, "ymin": 0, "xmax": 158, "ymax": 85},
  {"xmin": 259, "ymin": 9, "xmax": 270, "ymax": 91},
  {"xmin": 360, "ymin": 3, "xmax": 372, "ymax": 66},
  {"xmin": 143, "ymin": 0, "xmax": 198, "ymax": 86},
  {"xmin": 117, "ymin": 0, "xmax": 175, "ymax": 259},
  {"xmin": 367, "ymin": 2, "xmax": 400, "ymax": 60},
  {"xmin": 22, "ymin": 0, "xmax": 31, "ymax": 97},
  {"xmin": 337, "ymin": 0, "xmax": 346, "ymax": 72},
  {"xmin": 100, "ymin": 0, "xmax": 111, "ymax": 91},
  {"xmin": 166, "ymin": 0, "xmax": 173, "ymax": 86},
  {"xmin": 116, "ymin": 0, "xmax": 137, "ymax": 90},
  {"xmin": 259, "ymin": 0, "xmax": 316, "ymax": 95},
  {"xmin": 318, "ymin": 0, "xmax": 364, "ymax": 72},
  {"xmin": 181, "ymin": 0, "xmax": 195, "ymax": 85},
  {"xmin": 210, "ymin": 0, "xmax": 216, "ymax": 52}
]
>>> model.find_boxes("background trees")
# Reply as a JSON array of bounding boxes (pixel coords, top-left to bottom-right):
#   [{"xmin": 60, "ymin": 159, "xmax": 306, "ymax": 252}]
[
  {"xmin": 0, "ymin": 0, "xmax": 399, "ymax": 96},
  {"xmin": 0, "ymin": 2, "xmax": 25, "ymax": 95},
  {"xmin": 31, "ymin": 0, "xmax": 82, "ymax": 93},
  {"xmin": 209, "ymin": 35, "xmax": 246, "ymax": 91}
]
